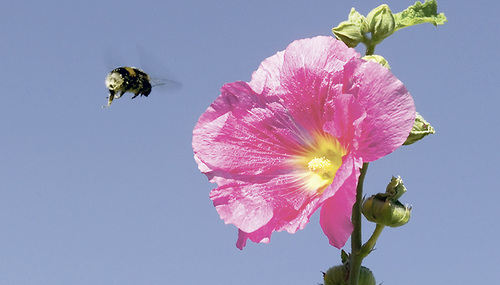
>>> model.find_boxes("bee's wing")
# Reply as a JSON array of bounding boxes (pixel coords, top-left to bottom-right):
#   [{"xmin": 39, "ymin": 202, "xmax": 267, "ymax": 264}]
[
  {"xmin": 135, "ymin": 45, "xmax": 182, "ymax": 92},
  {"xmin": 151, "ymin": 77, "xmax": 182, "ymax": 91}
]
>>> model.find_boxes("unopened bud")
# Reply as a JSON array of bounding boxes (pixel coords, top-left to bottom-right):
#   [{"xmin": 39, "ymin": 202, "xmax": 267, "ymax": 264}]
[
  {"xmin": 323, "ymin": 265, "xmax": 345, "ymax": 285},
  {"xmin": 403, "ymin": 112, "xmax": 435, "ymax": 145},
  {"xmin": 333, "ymin": 21, "xmax": 364, "ymax": 48},
  {"xmin": 362, "ymin": 195, "xmax": 411, "ymax": 227},
  {"xmin": 347, "ymin": 8, "xmax": 369, "ymax": 34},
  {"xmin": 366, "ymin": 4, "xmax": 395, "ymax": 43},
  {"xmin": 358, "ymin": 267, "xmax": 376, "ymax": 285},
  {"xmin": 323, "ymin": 265, "xmax": 376, "ymax": 285}
]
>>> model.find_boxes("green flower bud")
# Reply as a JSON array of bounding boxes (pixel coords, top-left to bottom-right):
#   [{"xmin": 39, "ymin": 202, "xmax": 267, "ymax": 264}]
[
  {"xmin": 403, "ymin": 112, "xmax": 435, "ymax": 145},
  {"xmin": 366, "ymin": 4, "xmax": 396, "ymax": 44},
  {"xmin": 332, "ymin": 21, "xmax": 364, "ymax": 48},
  {"xmin": 362, "ymin": 54, "xmax": 391, "ymax": 69},
  {"xmin": 347, "ymin": 8, "xmax": 369, "ymax": 34},
  {"xmin": 362, "ymin": 195, "xmax": 411, "ymax": 227},
  {"xmin": 385, "ymin": 176, "xmax": 406, "ymax": 200},
  {"xmin": 357, "ymin": 267, "xmax": 376, "ymax": 285},
  {"xmin": 323, "ymin": 265, "xmax": 376, "ymax": 285},
  {"xmin": 323, "ymin": 265, "xmax": 345, "ymax": 285}
]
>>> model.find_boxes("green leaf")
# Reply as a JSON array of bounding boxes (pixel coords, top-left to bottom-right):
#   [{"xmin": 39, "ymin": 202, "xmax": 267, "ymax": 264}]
[{"xmin": 394, "ymin": 0, "xmax": 447, "ymax": 30}]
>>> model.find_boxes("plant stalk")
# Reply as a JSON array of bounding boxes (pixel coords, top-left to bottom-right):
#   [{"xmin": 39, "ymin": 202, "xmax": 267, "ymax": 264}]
[{"xmin": 348, "ymin": 162, "xmax": 369, "ymax": 285}]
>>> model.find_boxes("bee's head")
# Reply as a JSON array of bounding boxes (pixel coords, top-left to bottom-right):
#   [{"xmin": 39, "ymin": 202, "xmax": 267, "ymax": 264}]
[
  {"xmin": 105, "ymin": 71, "xmax": 124, "ymax": 91},
  {"xmin": 142, "ymin": 81, "xmax": 152, "ymax": 96}
]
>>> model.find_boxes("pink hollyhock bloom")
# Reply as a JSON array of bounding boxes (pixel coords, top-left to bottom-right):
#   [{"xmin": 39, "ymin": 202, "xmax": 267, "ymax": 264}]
[{"xmin": 193, "ymin": 36, "xmax": 415, "ymax": 249}]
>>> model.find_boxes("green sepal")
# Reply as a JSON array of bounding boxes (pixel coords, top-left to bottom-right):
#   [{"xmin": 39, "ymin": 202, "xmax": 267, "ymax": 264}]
[
  {"xmin": 394, "ymin": 0, "xmax": 447, "ymax": 31},
  {"xmin": 362, "ymin": 55, "xmax": 391, "ymax": 69},
  {"xmin": 340, "ymin": 249, "xmax": 349, "ymax": 264},
  {"xmin": 403, "ymin": 112, "xmax": 435, "ymax": 145}
]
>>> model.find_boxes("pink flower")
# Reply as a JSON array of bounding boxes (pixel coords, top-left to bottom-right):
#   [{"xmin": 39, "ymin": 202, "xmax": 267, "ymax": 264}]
[{"xmin": 192, "ymin": 36, "xmax": 415, "ymax": 249}]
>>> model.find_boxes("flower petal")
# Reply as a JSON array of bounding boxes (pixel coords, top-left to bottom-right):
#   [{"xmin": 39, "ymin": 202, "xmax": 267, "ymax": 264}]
[
  {"xmin": 323, "ymin": 92, "xmax": 367, "ymax": 155},
  {"xmin": 251, "ymin": 36, "xmax": 360, "ymax": 133},
  {"xmin": 237, "ymin": 228, "xmax": 270, "ymax": 250},
  {"xmin": 341, "ymin": 59, "xmax": 416, "ymax": 161},
  {"xmin": 193, "ymin": 81, "xmax": 307, "ymax": 176},
  {"xmin": 320, "ymin": 155, "xmax": 362, "ymax": 248},
  {"xmin": 250, "ymin": 36, "xmax": 359, "ymax": 94},
  {"xmin": 209, "ymin": 171, "xmax": 323, "ymax": 235}
]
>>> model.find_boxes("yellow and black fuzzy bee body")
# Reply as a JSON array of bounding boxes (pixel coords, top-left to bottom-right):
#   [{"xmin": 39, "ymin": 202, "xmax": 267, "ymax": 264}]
[{"xmin": 104, "ymin": 67, "xmax": 153, "ymax": 108}]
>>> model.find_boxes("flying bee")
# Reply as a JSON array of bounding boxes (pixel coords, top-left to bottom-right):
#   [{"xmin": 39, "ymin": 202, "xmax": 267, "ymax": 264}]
[{"xmin": 104, "ymin": 67, "xmax": 161, "ymax": 108}]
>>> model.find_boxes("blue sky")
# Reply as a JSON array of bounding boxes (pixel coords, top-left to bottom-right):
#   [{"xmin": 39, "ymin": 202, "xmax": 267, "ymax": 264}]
[{"xmin": 0, "ymin": 0, "xmax": 498, "ymax": 284}]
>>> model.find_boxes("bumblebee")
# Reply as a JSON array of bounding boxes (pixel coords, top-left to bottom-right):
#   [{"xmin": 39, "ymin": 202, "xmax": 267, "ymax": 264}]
[{"xmin": 104, "ymin": 67, "xmax": 154, "ymax": 108}]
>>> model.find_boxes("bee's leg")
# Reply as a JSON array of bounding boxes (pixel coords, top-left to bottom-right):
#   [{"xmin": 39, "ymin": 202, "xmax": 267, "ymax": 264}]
[
  {"xmin": 115, "ymin": 91, "xmax": 125, "ymax": 99},
  {"xmin": 103, "ymin": 91, "xmax": 115, "ymax": 108},
  {"xmin": 131, "ymin": 93, "xmax": 139, "ymax": 99}
]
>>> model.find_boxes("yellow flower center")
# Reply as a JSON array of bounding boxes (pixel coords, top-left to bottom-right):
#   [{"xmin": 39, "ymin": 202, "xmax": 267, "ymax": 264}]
[
  {"xmin": 308, "ymin": 157, "xmax": 335, "ymax": 178},
  {"xmin": 291, "ymin": 132, "xmax": 345, "ymax": 195}
]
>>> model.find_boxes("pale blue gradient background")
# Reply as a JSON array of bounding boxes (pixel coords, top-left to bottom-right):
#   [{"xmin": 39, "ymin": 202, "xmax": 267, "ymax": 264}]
[{"xmin": 0, "ymin": 0, "xmax": 498, "ymax": 284}]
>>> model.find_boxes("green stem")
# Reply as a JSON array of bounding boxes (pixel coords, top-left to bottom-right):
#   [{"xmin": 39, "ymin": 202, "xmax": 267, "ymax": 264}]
[
  {"xmin": 361, "ymin": 35, "xmax": 376, "ymax": 56},
  {"xmin": 348, "ymin": 162, "xmax": 369, "ymax": 285},
  {"xmin": 361, "ymin": 224, "xmax": 385, "ymax": 258},
  {"xmin": 365, "ymin": 43, "xmax": 375, "ymax": 56}
]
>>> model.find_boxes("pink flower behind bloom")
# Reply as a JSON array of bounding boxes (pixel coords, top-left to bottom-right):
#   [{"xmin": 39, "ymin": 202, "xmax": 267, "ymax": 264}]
[{"xmin": 193, "ymin": 36, "xmax": 415, "ymax": 249}]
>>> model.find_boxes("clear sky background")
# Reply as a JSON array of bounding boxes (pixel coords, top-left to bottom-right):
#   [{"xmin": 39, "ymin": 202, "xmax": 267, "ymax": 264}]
[{"xmin": 0, "ymin": 0, "xmax": 498, "ymax": 284}]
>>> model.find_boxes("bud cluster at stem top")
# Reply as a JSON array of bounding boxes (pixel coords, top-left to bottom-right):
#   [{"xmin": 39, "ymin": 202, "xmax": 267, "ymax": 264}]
[
  {"xmin": 332, "ymin": 0, "xmax": 447, "ymax": 53},
  {"xmin": 332, "ymin": 4, "xmax": 395, "ymax": 49}
]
